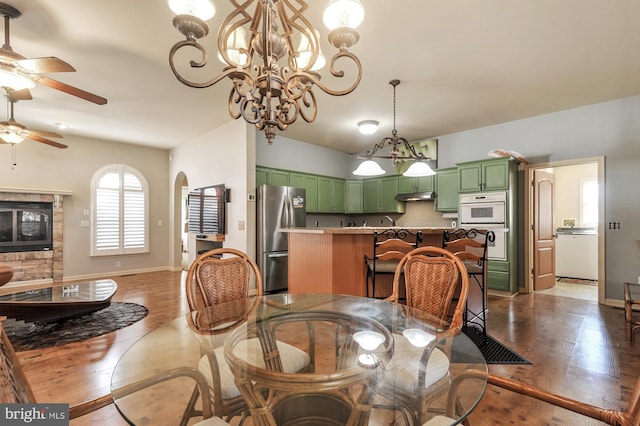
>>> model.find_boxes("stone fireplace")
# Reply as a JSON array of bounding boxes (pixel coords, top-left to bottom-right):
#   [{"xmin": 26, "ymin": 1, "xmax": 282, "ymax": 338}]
[{"xmin": 0, "ymin": 191, "xmax": 64, "ymax": 283}]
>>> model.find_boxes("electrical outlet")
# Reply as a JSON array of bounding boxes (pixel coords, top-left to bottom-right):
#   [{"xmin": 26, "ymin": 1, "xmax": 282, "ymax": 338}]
[
  {"xmin": 451, "ymin": 221, "xmax": 456, "ymax": 228},
  {"xmin": 116, "ymin": 261, "xmax": 122, "ymax": 268}
]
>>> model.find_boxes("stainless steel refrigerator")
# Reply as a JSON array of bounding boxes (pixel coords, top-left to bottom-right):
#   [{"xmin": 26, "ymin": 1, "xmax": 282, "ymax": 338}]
[{"xmin": 257, "ymin": 184, "xmax": 306, "ymax": 293}]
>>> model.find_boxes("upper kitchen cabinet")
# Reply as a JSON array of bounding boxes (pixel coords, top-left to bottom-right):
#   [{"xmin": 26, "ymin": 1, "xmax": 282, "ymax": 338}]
[
  {"xmin": 345, "ymin": 180, "xmax": 363, "ymax": 214},
  {"xmin": 317, "ymin": 177, "xmax": 345, "ymax": 213},
  {"xmin": 457, "ymin": 157, "xmax": 515, "ymax": 193},
  {"xmin": 434, "ymin": 167, "xmax": 459, "ymax": 212},
  {"xmin": 398, "ymin": 175, "xmax": 434, "ymax": 193},
  {"xmin": 256, "ymin": 166, "xmax": 290, "ymax": 187},
  {"xmin": 364, "ymin": 176, "xmax": 405, "ymax": 213},
  {"xmin": 289, "ymin": 172, "xmax": 319, "ymax": 213}
]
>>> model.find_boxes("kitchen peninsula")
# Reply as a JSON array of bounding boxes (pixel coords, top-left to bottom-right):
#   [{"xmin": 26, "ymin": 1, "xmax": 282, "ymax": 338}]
[{"xmin": 282, "ymin": 227, "xmax": 453, "ymax": 296}]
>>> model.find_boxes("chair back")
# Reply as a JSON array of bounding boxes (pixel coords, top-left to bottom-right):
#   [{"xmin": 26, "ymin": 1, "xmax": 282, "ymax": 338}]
[
  {"xmin": 365, "ymin": 229, "xmax": 423, "ymax": 298},
  {"xmin": 0, "ymin": 324, "xmax": 36, "ymax": 403},
  {"xmin": 443, "ymin": 228, "xmax": 495, "ymax": 274},
  {"xmin": 386, "ymin": 246, "xmax": 470, "ymax": 331},
  {"xmin": 186, "ymin": 248, "xmax": 263, "ymax": 312}
]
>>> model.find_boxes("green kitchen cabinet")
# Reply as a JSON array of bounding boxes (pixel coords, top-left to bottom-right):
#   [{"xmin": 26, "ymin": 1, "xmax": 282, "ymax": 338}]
[
  {"xmin": 256, "ymin": 167, "xmax": 269, "ymax": 187},
  {"xmin": 434, "ymin": 167, "xmax": 459, "ymax": 212},
  {"xmin": 398, "ymin": 175, "xmax": 434, "ymax": 193},
  {"xmin": 457, "ymin": 157, "xmax": 512, "ymax": 193},
  {"xmin": 256, "ymin": 167, "xmax": 290, "ymax": 187},
  {"xmin": 363, "ymin": 176, "xmax": 404, "ymax": 213},
  {"xmin": 317, "ymin": 177, "xmax": 345, "ymax": 213},
  {"xmin": 289, "ymin": 172, "xmax": 318, "ymax": 213},
  {"xmin": 345, "ymin": 180, "xmax": 363, "ymax": 213}
]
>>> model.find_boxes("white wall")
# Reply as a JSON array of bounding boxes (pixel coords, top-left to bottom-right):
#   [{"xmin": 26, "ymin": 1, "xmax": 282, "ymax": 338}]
[
  {"xmin": 170, "ymin": 120, "xmax": 255, "ymax": 261},
  {"xmin": 554, "ymin": 163, "xmax": 598, "ymax": 228},
  {"xmin": 0, "ymin": 134, "xmax": 171, "ymax": 279}
]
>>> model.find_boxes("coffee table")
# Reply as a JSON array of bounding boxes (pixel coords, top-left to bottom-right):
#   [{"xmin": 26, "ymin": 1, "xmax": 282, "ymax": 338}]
[{"xmin": 0, "ymin": 279, "xmax": 118, "ymax": 323}]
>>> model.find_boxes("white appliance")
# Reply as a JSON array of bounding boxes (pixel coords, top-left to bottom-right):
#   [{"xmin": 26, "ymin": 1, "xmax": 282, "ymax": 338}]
[
  {"xmin": 459, "ymin": 191, "xmax": 508, "ymax": 261},
  {"xmin": 555, "ymin": 228, "xmax": 598, "ymax": 280},
  {"xmin": 257, "ymin": 185, "xmax": 307, "ymax": 293}
]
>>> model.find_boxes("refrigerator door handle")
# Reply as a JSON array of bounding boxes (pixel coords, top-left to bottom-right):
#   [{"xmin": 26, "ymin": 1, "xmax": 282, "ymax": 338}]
[{"xmin": 267, "ymin": 252, "xmax": 288, "ymax": 258}]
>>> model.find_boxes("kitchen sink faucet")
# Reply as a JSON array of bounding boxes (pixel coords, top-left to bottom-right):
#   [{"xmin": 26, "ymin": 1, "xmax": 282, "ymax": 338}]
[{"xmin": 383, "ymin": 216, "xmax": 396, "ymax": 226}]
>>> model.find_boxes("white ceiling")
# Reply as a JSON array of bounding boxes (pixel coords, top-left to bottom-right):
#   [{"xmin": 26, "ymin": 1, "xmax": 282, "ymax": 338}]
[{"xmin": 4, "ymin": 0, "xmax": 640, "ymax": 154}]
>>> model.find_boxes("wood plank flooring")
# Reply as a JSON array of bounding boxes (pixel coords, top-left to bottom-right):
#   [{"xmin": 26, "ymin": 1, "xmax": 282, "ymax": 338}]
[{"xmin": 12, "ymin": 270, "xmax": 638, "ymax": 425}]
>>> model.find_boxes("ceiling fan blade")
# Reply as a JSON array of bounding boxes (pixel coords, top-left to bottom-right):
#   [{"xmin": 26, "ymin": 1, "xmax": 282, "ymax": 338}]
[
  {"xmin": 28, "ymin": 134, "xmax": 68, "ymax": 149},
  {"xmin": 15, "ymin": 57, "xmax": 76, "ymax": 73},
  {"xmin": 31, "ymin": 75, "xmax": 107, "ymax": 105},
  {"xmin": 24, "ymin": 128, "xmax": 63, "ymax": 139},
  {"xmin": 6, "ymin": 88, "xmax": 32, "ymax": 101}
]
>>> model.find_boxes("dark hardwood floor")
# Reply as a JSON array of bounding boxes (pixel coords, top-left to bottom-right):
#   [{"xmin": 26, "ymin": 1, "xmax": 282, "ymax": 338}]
[{"xmin": 12, "ymin": 271, "xmax": 638, "ymax": 425}]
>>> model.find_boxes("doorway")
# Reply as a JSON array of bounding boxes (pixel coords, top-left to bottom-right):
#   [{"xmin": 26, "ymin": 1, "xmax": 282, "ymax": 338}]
[{"xmin": 524, "ymin": 157, "xmax": 605, "ymax": 303}]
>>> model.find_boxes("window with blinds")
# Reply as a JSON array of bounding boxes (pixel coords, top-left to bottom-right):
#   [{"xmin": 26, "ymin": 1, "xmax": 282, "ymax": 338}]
[
  {"xmin": 187, "ymin": 184, "xmax": 226, "ymax": 236},
  {"xmin": 91, "ymin": 165, "xmax": 149, "ymax": 256}
]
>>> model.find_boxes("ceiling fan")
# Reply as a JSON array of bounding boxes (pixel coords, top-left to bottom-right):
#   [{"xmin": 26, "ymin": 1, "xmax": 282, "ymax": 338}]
[
  {"xmin": 0, "ymin": 96, "xmax": 66, "ymax": 148},
  {"xmin": 0, "ymin": 2, "xmax": 107, "ymax": 105}
]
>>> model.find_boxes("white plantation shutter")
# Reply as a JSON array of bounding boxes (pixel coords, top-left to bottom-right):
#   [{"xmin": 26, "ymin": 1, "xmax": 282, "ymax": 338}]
[{"xmin": 92, "ymin": 166, "xmax": 149, "ymax": 256}]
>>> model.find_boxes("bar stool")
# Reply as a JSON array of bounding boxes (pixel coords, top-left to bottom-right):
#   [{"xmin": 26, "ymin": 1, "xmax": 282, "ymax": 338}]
[{"xmin": 624, "ymin": 282, "xmax": 640, "ymax": 343}]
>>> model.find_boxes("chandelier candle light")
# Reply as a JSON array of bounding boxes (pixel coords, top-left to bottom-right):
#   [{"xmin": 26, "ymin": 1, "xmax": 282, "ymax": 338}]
[
  {"xmin": 353, "ymin": 79, "xmax": 436, "ymax": 177},
  {"xmin": 168, "ymin": 0, "xmax": 365, "ymax": 144}
]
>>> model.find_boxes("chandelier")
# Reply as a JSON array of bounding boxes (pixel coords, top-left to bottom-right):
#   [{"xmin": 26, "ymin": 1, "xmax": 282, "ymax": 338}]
[
  {"xmin": 353, "ymin": 79, "xmax": 436, "ymax": 177},
  {"xmin": 168, "ymin": 0, "xmax": 365, "ymax": 144}
]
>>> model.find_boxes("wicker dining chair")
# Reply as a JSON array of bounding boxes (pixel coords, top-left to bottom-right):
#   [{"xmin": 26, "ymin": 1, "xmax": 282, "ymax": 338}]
[
  {"xmin": 381, "ymin": 246, "xmax": 471, "ymax": 424},
  {"xmin": 0, "ymin": 323, "xmax": 226, "ymax": 424},
  {"xmin": 184, "ymin": 248, "xmax": 311, "ymax": 424},
  {"xmin": 423, "ymin": 369, "xmax": 640, "ymax": 426}
]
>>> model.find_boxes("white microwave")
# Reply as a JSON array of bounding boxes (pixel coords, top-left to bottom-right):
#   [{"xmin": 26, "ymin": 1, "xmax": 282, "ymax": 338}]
[{"xmin": 459, "ymin": 192, "xmax": 507, "ymax": 225}]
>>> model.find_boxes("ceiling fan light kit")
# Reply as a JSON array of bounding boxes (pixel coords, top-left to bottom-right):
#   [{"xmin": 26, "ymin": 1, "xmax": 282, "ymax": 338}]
[
  {"xmin": 168, "ymin": 0, "xmax": 365, "ymax": 144},
  {"xmin": 353, "ymin": 79, "xmax": 435, "ymax": 177}
]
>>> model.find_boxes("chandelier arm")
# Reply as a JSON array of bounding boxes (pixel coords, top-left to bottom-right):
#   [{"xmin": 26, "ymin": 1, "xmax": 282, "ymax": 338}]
[
  {"xmin": 277, "ymin": 0, "xmax": 318, "ymax": 72},
  {"xmin": 284, "ymin": 51, "xmax": 362, "ymax": 97},
  {"xmin": 217, "ymin": 0, "xmax": 255, "ymax": 66},
  {"xmin": 169, "ymin": 40, "xmax": 244, "ymax": 88}
]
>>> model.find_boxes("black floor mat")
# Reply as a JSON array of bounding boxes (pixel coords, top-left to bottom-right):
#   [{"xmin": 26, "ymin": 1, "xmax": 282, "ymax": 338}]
[
  {"xmin": 2, "ymin": 302, "xmax": 148, "ymax": 352},
  {"xmin": 462, "ymin": 326, "xmax": 532, "ymax": 365}
]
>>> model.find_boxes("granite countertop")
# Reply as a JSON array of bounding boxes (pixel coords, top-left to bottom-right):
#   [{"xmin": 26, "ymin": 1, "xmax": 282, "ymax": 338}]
[{"xmin": 281, "ymin": 227, "xmax": 454, "ymax": 235}]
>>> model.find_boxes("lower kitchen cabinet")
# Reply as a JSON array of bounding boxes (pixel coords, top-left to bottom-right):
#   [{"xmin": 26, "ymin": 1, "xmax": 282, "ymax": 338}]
[{"xmin": 487, "ymin": 260, "xmax": 516, "ymax": 293}]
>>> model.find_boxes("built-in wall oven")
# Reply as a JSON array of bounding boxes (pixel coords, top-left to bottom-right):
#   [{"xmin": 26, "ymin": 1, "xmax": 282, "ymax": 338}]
[{"xmin": 459, "ymin": 191, "xmax": 507, "ymax": 261}]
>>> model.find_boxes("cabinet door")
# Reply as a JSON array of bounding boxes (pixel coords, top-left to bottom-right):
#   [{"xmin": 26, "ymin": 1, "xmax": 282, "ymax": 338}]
[
  {"xmin": 380, "ymin": 176, "xmax": 400, "ymax": 213},
  {"xmin": 256, "ymin": 167, "xmax": 269, "ymax": 188},
  {"xmin": 333, "ymin": 178, "xmax": 345, "ymax": 213},
  {"xmin": 435, "ymin": 168, "xmax": 459, "ymax": 212},
  {"xmin": 290, "ymin": 173, "xmax": 318, "ymax": 213},
  {"xmin": 345, "ymin": 180, "xmax": 363, "ymax": 213},
  {"xmin": 363, "ymin": 179, "xmax": 381, "ymax": 212},
  {"xmin": 318, "ymin": 177, "xmax": 345, "ymax": 213},
  {"xmin": 458, "ymin": 163, "xmax": 482, "ymax": 192},
  {"xmin": 416, "ymin": 175, "xmax": 435, "ymax": 192},
  {"xmin": 269, "ymin": 169, "xmax": 289, "ymax": 186},
  {"xmin": 398, "ymin": 176, "xmax": 417, "ymax": 193},
  {"xmin": 482, "ymin": 160, "xmax": 510, "ymax": 191}
]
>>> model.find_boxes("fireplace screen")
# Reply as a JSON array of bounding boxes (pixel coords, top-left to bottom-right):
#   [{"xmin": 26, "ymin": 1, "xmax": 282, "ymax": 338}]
[{"xmin": 0, "ymin": 201, "xmax": 53, "ymax": 253}]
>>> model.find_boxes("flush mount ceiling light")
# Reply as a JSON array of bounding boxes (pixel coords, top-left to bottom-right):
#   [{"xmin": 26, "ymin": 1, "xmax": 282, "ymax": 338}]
[
  {"xmin": 168, "ymin": 0, "xmax": 365, "ymax": 144},
  {"xmin": 353, "ymin": 79, "xmax": 435, "ymax": 177},
  {"xmin": 357, "ymin": 120, "xmax": 378, "ymax": 135}
]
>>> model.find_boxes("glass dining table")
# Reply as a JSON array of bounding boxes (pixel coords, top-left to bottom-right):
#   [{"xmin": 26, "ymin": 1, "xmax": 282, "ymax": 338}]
[{"xmin": 111, "ymin": 293, "xmax": 487, "ymax": 425}]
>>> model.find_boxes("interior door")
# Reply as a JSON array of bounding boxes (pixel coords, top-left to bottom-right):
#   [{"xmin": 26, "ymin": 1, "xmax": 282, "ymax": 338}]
[{"xmin": 533, "ymin": 169, "xmax": 556, "ymax": 291}]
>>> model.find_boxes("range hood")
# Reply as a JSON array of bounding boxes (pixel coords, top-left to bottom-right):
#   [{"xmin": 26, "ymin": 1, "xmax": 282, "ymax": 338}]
[{"xmin": 395, "ymin": 191, "xmax": 436, "ymax": 202}]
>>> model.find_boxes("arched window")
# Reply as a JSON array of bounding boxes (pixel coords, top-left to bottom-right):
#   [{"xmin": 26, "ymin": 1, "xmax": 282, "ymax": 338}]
[{"xmin": 91, "ymin": 165, "xmax": 149, "ymax": 256}]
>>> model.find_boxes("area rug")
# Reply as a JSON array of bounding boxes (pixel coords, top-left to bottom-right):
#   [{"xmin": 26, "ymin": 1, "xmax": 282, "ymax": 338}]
[
  {"xmin": 2, "ymin": 302, "xmax": 148, "ymax": 352},
  {"xmin": 462, "ymin": 326, "xmax": 532, "ymax": 365},
  {"xmin": 557, "ymin": 277, "xmax": 598, "ymax": 286}
]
